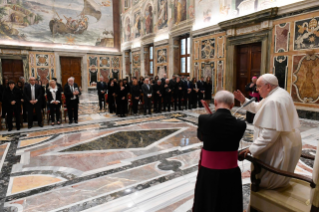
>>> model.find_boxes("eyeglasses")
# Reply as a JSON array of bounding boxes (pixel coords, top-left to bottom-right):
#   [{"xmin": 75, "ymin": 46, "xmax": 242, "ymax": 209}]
[{"xmin": 256, "ymin": 83, "xmax": 268, "ymax": 89}]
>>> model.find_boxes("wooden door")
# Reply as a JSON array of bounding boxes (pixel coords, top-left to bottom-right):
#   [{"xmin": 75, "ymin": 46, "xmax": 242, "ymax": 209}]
[
  {"xmin": 60, "ymin": 57, "xmax": 82, "ymax": 88},
  {"xmin": 236, "ymin": 43, "xmax": 261, "ymax": 105},
  {"xmin": 2, "ymin": 59, "xmax": 24, "ymax": 84}
]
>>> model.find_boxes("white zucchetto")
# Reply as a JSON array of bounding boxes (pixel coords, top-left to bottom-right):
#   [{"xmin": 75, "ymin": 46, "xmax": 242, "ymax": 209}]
[{"xmin": 261, "ymin": 74, "xmax": 279, "ymax": 86}]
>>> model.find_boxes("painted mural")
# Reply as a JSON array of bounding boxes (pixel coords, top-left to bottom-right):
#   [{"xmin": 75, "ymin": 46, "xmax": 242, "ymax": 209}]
[
  {"xmin": 145, "ymin": 3, "xmax": 153, "ymax": 34},
  {"xmin": 157, "ymin": 0, "xmax": 168, "ymax": 30},
  {"xmin": 292, "ymin": 54, "xmax": 319, "ymax": 104},
  {"xmin": 194, "ymin": 0, "xmax": 304, "ymax": 30},
  {"xmin": 133, "ymin": 11, "xmax": 142, "ymax": 38},
  {"xmin": 0, "ymin": 0, "xmax": 114, "ymax": 47},
  {"xmin": 294, "ymin": 17, "xmax": 319, "ymax": 50},
  {"xmin": 174, "ymin": 0, "xmax": 187, "ymax": 25},
  {"xmin": 157, "ymin": 49, "xmax": 167, "ymax": 63}
]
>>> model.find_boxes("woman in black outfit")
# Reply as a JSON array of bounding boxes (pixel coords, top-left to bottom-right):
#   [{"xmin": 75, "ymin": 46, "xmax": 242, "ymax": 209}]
[
  {"xmin": 204, "ymin": 77, "xmax": 213, "ymax": 106},
  {"xmin": 191, "ymin": 78, "xmax": 199, "ymax": 109},
  {"xmin": 130, "ymin": 79, "xmax": 140, "ymax": 115},
  {"xmin": 3, "ymin": 81, "xmax": 23, "ymax": 131},
  {"xmin": 107, "ymin": 78, "xmax": 116, "ymax": 113},
  {"xmin": 245, "ymin": 76, "xmax": 261, "ymax": 124},
  {"xmin": 116, "ymin": 80, "xmax": 127, "ymax": 117},
  {"xmin": 47, "ymin": 80, "xmax": 62, "ymax": 126}
]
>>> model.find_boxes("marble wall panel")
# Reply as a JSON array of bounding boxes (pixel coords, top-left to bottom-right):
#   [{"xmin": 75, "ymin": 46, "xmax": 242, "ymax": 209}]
[
  {"xmin": 216, "ymin": 60, "xmax": 224, "ymax": 91},
  {"xmin": 194, "ymin": 41, "xmax": 200, "ymax": 60},
  {"xmin": 155, "ymin": 45, "xmax": 169, "ymax": 76},
  {"xmin": 217, "ymin": 36, "xmax": 224, "ymax": 58},
  {"xmin": 275, "ymin": 23, "xmax": 290, "ymax": 53},
  {"xmin": 292, "ymin": 54, "xmax": 319, "ymax": 104},
  {"xmin": 294, "ymin": 17, "xmax": 319, "ymax": 50},
  {"xmin": 201, "ymin": 39, "xmax": 215, "ymax": 59},
  {"xmin": 29, "ymin": 52, "xmax": 55, "ymax": 85},
  {"xmin": 273, "ymin": 55, "xmax": 288, "ymax": 89}
]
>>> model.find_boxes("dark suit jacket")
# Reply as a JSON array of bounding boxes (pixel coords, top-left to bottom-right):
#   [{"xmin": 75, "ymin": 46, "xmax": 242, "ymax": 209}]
[
  {"xmin": 46, "ymin": 87, "xmax": 62, "ymax": 104},
  {"xmin": 97, "ymin": 81, "xmax": 108, "ymax": 96},
  {"xmin": 198, "ymin": 109, "xmax": 246, "ymax": 151},
  {"xmin": 23, "ymin": 84, "xmax": 43, "ymax": 105},
  {"xmin": 153, "ymin": 84, "xmax": 164, "ymax": 98},
  {"xmin": 64, "ymin": 83, "xmax": 81, "ymax": 104},
  {"xmin": 3, "ymin": 87, "xmax": 23, "ymax": 107},
  {"xmin": 142, "ymin": 84, "xmax": 153, "ymax": 99}
]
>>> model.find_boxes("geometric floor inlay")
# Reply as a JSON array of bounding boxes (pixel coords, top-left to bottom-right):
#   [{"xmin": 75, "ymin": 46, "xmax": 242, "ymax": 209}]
[{"xmin": 61, "ymin": 129, "xmax": 179, "ymax": 152}]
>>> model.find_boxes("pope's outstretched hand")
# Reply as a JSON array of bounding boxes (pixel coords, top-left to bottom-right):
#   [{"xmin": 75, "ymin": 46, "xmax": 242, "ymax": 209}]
[{"xmin": 233, "ymin": 90, "xmax": 245, "ymax": 104}]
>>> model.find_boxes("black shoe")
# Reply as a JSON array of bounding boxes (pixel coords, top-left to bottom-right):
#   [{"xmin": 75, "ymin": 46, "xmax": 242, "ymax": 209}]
[
  {"xmin": 8, "ymin": 129, "xmax": 12, "ymax": 132},
  {"xmin": 39, "ymin": 124, "xmax": 43, "ymax": 127},
  {"xmin": 74, "ymin": 120, "xmax": 78, "ymax": 124},
  {"xmin": 69, "ymin": 121, "xmax": 73, "ymax": 124},
  {"xmin": 17, "ymin": 128, "xmax": 20, "ymax": 131},
  {"xmin": 28, "ymin": 126, "xmax": 32, "ymax": 129}
]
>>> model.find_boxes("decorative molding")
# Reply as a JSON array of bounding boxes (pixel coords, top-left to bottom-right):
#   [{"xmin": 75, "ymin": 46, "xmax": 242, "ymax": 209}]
[
  {"xmin": 192, "ymin": 25, "xmax": 224, "ymax": 38},
  {"xmin": 154, "ymin": 39, "xmax": 169, "ymax": 47},
  {"xmin": 219, "ymin": 7, "xmax": 278, "ymax": 30},
  {"xmin": 141, "ymin": 34, "xmax": 156, "ymax": 46},
  {"xmin": 276, "ymin": 0, "xmax": 319, "ymax": 16},
  {"xmin": 132, "ymin": 47, "xmax": 141, "ymax": 52},
  {"xmin": 170, "ymin": 19, "xmax": 194, "ymax": 38}
]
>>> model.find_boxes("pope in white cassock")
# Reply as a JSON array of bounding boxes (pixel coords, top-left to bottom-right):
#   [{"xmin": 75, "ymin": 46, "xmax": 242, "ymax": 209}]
[{"xmin": 234, "ymin": 74, "xmax": 302, "ymax": 189}]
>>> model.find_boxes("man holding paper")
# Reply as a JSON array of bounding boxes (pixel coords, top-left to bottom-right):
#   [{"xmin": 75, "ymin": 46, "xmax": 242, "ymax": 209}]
[{"xmin": 234, "ymin": 74, "xmax": 302, "ymax": 189}]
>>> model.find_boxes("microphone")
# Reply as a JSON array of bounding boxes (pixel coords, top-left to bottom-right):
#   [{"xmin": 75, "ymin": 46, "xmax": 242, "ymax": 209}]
[{"xmin": 232, "ymin": 97, "xmax": 256, "ymax": 116}]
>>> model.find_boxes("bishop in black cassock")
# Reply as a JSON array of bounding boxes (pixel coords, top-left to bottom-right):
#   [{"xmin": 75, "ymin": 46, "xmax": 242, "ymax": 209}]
[{"xmin": 193, "ymin": 90, "xmax": 246, "ymax": 212}]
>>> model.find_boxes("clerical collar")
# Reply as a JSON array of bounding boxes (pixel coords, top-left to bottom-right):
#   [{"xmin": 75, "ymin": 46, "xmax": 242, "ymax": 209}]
[
  {"xmin": 267, "ymin": 87, "xmax": 279, "ymax": 97},
  {"xmin": 216, "ymin": 108, "xmax": 231, "ymax": 113}
]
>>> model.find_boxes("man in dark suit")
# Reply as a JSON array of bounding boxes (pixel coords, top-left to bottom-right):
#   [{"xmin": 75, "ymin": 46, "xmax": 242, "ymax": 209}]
[
  {"xmin": 24, "ymin": 77, "xmax": 43, "ymax": 129},
  {"xmin": 96, "ymin": 76, "xmax": 108, "ymax": 110},
  {"xmin": 153, "ymin": 80, "xmax": 163, "ymax": 113},
  {"xmin": 185, "ymin": 76, "xmax": 192, "ymax": 109},
  {"xmin": 174, "ymin": 76, "xmax": 183, "ymax": 111},
  {"xmin": 197, "ymin": 77, "xmax": 205, "ymax": 107},
  {"xmin": 142, "ymin": 78, "xmax": 153, "ymax": 115},
  {"xmin": 161, "ymin": 73, "xmax": 167, "ymax": 85},
  {"xmin": 163, "ymin": 79, "xmax": 172, "ymax": 112},
  {"xmin": 64, "ymin": 77, "xmax": 81, "ymax": 124},
  {"xmin": 19, "ymin": 76, "xmax": 28, "ymax": 122},
  {"xmin": 193, "ymin": 90, "xmax": 246, "ymax": 212}
]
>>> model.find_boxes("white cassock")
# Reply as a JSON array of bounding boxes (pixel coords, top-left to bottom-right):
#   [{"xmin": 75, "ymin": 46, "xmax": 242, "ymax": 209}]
[{"xmin": 243, "ymin": 87, "xmax": 302, "ymax": 189}]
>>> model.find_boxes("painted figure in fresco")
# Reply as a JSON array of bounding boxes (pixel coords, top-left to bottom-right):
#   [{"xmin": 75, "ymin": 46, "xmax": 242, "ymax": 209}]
[
  {"xmin": 158, "ymin": 66, "xmax": 167, "ymax": 79},
  {"xmin": 157, "ymin": 50, "xmax": 167, "ymax": 63},
  {"xmin": 158, "ymin": 0, "xmax": 168, "ymax": 29},
  {"xmin": 203, "ymin": 9, "xmax": 212, "ymax": 22},
  {"xmin": 134, "ymin": 13, "xmax": 142, "ymax": 38},
  {"xmin": 125, "ymin": 18, "xmax": 131, "ymax": 41},
  {"xmin": 145, "ymin": 5, "xmax": 153, "ymax": 34},
  {"xmin": 175, "ymin": 0, "xmax": 186, "ymax": 25}
]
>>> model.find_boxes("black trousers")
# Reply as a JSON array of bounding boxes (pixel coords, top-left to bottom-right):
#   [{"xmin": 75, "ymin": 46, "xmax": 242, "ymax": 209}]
[
  {"xmin": 186, "ymin": 93, "xmax": 192, "ymax": 109},
  {"xmin": 67, "ymin": 100, "xmax": 79, "ymax": 122},
  {"xmin": 132, "ymin": 98, "xmax": 139, "ymax": 114},
  {"xmin": 23, "ymin": 101, "xmax": 27, "ymax": 122},
  {"xmin": 174, "ymin": 95, "xmax": 182, "ymax": 111},
  {"xmin": 27, "ymin": 102, "xmax": 42, "ymax": 128},
  {"xmin": 98, "ymin": 94, "xmax": 105, "ymax": 110},
  {"xmin": 144, "ymin": 97, "xmax": 152, "ymax": 114},
  {"xmin": 50, "ymin": 103, "xmax": 60, "ymax": 122},
  {"xmin": 154, "ymin": 96, "xmax": 162, "ymax": 112},
  {"xmin": 108, "ymin": 98, "xmax": 115, "ymax": 113},
  {"xmin": 198, "ymin": 92, "xmax": 204, "ymax": 107},
  {"xmin": 164, "ymin": 94, "xmax": 171, "ymax": 111},
  {"xmin": 7, "ymin": 104, "xmax": 21, "ymax": 130},
  {"xmin": 192, "ymin": 93, "xmax": 198, "ymax": 109}
]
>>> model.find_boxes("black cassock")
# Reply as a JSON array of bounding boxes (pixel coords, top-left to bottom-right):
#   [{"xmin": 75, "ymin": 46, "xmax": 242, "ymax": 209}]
[{"xmin": 193, "ymin": 109, "xmax": 246, "ymax": 212}]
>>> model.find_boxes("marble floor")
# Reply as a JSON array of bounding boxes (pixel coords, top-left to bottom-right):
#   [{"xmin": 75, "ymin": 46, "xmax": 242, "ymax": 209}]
[{"xmin": 0, "ymin": 92, "xmax": 317, "ymax": 212}]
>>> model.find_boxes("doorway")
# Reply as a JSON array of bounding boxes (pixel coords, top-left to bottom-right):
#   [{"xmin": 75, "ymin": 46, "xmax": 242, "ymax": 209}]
[
  {"xmin": 236, "ymin": 42, "xmax": 261, "ymax": 105},
  {"xmin": 1, "ymin": 59, "xmax": 24, "ymax": 84},
  {"xmin": 60, "ymin": 57, "xmax": 82, "ymax": 87}
]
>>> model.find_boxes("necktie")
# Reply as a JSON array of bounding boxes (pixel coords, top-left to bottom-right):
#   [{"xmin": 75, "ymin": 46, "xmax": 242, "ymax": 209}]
[
  {"xmin": 31, "ymin": 85, "xmax": 35, "ymax": 100},
  {"xmin": 147, "ymin": 85, "xmax": 149, "ymax": 90}
]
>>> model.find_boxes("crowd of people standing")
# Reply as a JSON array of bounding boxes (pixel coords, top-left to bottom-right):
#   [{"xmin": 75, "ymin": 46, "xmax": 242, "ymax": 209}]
[
  {"xmin": 0, "ymin": 76, "xmax": 81, "ymax": 131},
  {"xmin": 97, "ymin": 74, "xmax": 214, "ymax": 117}
]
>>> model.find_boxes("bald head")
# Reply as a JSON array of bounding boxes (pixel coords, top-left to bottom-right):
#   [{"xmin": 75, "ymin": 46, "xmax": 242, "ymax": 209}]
[
  {"xmin": 29, "ymin": 77, "xmax": 36, "ymax": 85},
  {"xmin": 214, "ymin": 90, "xmax": 234, "ymax": 110}
]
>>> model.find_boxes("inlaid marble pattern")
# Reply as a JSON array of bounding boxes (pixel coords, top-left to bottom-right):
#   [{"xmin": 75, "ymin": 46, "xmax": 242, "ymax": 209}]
[{"xmin": 0, "ymin": 110, "xmax": 317, "ymax": 212}]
